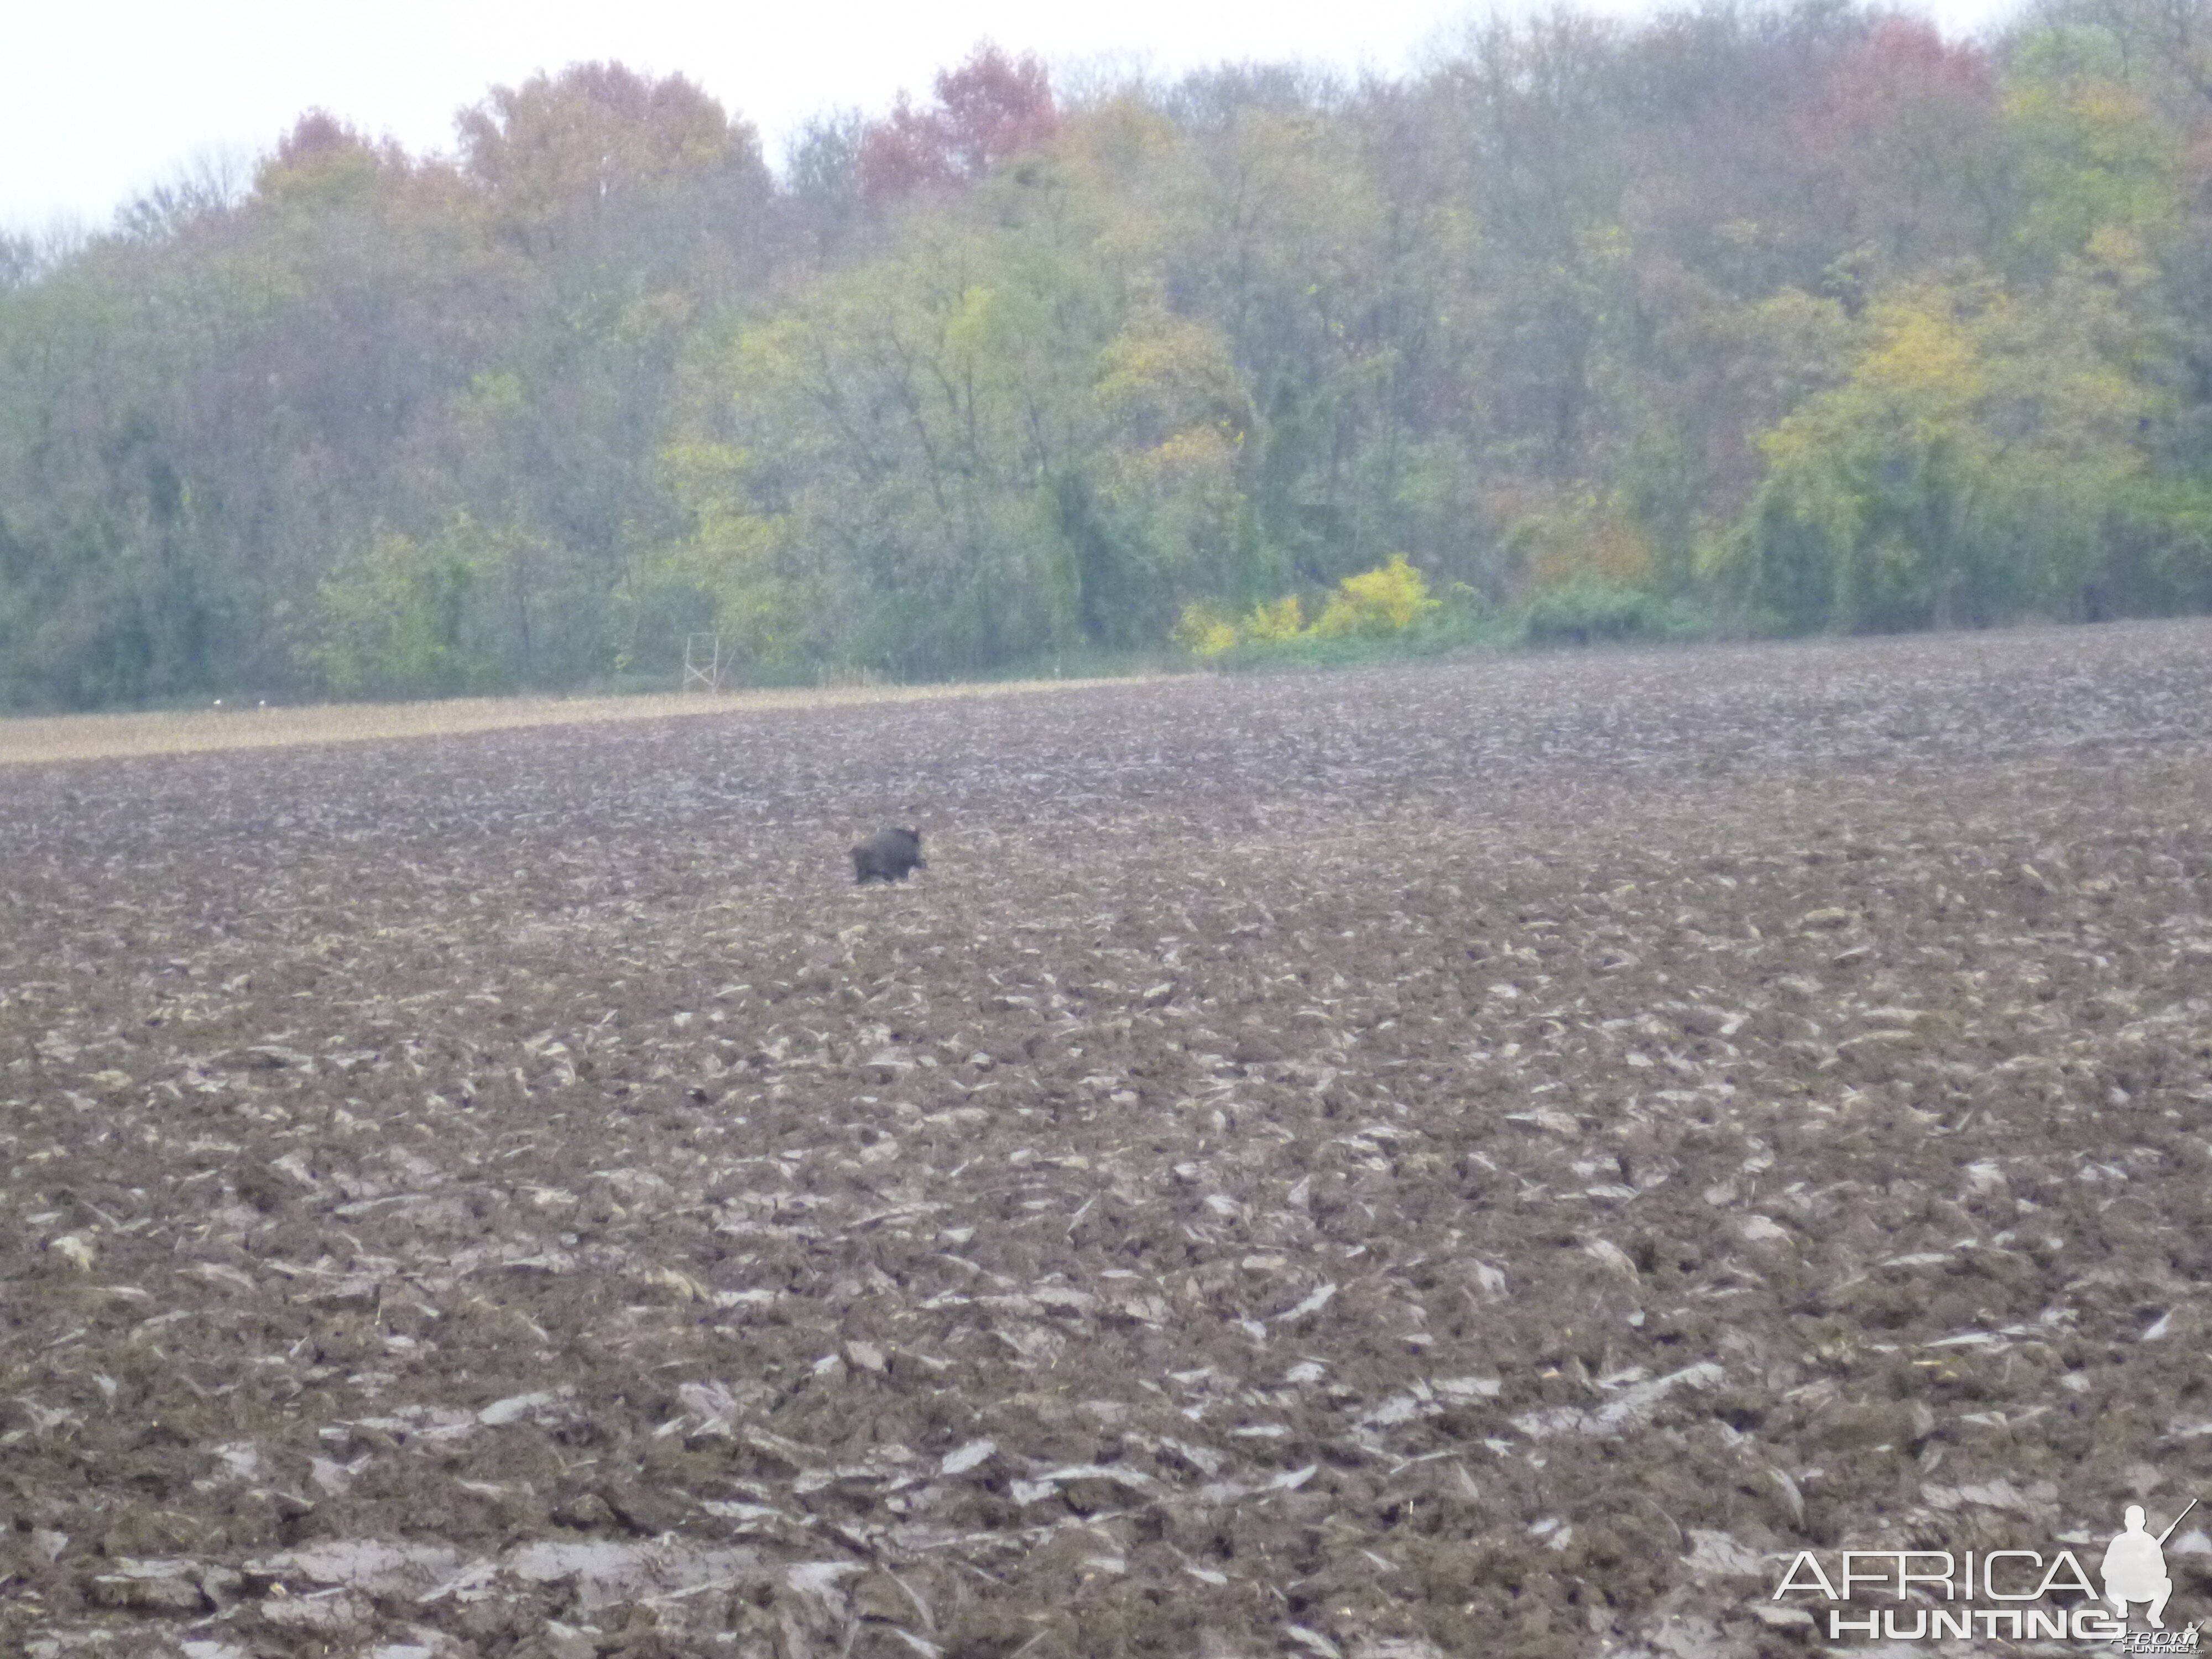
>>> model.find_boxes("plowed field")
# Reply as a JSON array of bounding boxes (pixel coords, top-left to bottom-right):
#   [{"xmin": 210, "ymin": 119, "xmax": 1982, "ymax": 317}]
[{"xmin": 8, "ymin": 622, "xmax": 2212, "ymax": 1659}]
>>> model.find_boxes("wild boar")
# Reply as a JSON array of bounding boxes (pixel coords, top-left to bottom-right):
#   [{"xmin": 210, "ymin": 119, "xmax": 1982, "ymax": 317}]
[{"xmin": 852, "ymin": 826, "xmax": 926, "ymax": 884}]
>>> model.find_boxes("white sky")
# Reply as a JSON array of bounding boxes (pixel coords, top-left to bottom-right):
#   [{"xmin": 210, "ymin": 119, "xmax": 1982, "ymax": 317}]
[{"xmin": 5, "ymin": 0, "xmax": 2025, "ymax": 234}]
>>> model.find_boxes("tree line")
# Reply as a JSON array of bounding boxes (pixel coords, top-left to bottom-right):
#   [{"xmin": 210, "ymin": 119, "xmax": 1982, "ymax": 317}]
[{"xmin": 6, "ymin": 0, "xmax": 2212, "ymax": 707}]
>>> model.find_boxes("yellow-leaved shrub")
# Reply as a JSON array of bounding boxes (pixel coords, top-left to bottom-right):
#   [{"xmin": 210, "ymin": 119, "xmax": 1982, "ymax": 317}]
[
  {"xmin": 1171, "ymin": 602, "xmax": 1239, "ymax": 657},
  {"xmin": 1174, "ymin": 556, "xmax": 1440, "ymax": 655},
  {"xmin": 1311, "ymin": 555, "xmax": 1440, "ymax": 637},
  {"xmin": 1241, "ymin": 594, "xmax": 1304, "ymax": 641}
]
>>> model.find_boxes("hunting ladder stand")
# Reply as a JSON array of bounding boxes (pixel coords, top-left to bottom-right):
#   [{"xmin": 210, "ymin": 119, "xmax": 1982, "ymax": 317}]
[{"xmin": 682, "ymin": 633, "xmax": 726, "ymax": 693}]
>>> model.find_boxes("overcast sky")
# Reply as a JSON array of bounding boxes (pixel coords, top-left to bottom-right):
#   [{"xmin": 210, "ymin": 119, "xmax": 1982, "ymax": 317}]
[{"xmin": 5, "ymin": 0, "xmax": 2025, "ymax": 234}]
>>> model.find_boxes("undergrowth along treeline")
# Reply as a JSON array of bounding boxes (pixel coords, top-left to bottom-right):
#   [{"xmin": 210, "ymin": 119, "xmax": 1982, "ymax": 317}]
[{"xmin": 7, "ymin": 0, "xmax": 2212, "ymax": 707}]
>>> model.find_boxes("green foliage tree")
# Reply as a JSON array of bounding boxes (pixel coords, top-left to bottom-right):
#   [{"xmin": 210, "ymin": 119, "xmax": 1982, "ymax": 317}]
[
  {"xmin": 1719, "ymin": 255, "xmax": 2157, "ymax": 630},
  {"xmin": 312, "ymin": 520, "xmax": 498, "ymax": 697},
  {"xmin": 8, "ymin": 3, "xmax": 2212, "ymax": 708}
]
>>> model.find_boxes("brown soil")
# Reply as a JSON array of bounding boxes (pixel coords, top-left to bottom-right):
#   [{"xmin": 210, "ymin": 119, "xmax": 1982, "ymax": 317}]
[{"xmin": 6, "ymin": 622, "xmax": 2212, "ymax": 1658}]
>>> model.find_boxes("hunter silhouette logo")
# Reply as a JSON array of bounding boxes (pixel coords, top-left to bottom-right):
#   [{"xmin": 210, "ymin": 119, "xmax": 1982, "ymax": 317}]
[
  {"xmin": 1771, "ymin": 1500, "xmax": 2201, "ymax": 1647},
  {"xmin": 2105, "ymin": 1501, "xmax": 2194, "ymax": 1635}
]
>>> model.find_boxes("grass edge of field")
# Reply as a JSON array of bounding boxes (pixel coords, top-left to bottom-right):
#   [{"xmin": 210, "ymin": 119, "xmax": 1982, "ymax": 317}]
[{"xmin": 0, "ymin": 672, "xmax": 1193, "ymax": 766}]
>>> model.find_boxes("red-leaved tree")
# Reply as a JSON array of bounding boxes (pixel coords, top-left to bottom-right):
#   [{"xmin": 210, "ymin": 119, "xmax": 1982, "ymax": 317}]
[{"xmin": 858, "ymin": 45, "xmax": 1058, "ymax": 201}]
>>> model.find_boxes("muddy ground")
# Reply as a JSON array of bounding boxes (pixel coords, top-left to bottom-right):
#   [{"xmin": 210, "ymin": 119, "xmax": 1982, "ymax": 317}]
[{"xmin": 6, "ymin": 622, "xmax": 2212, "ymax": 1659}]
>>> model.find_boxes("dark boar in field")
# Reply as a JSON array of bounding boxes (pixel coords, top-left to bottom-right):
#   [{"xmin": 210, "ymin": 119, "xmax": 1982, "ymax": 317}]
[{"xmin": 852, "ymin": 826, "xmax": 926, "ymax": 884}]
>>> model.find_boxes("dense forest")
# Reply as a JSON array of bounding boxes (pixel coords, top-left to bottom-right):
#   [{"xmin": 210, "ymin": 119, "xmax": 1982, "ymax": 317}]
[{"xmin": 6, "ymin": 0, "xmax": 2212, "ymax": 707}]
